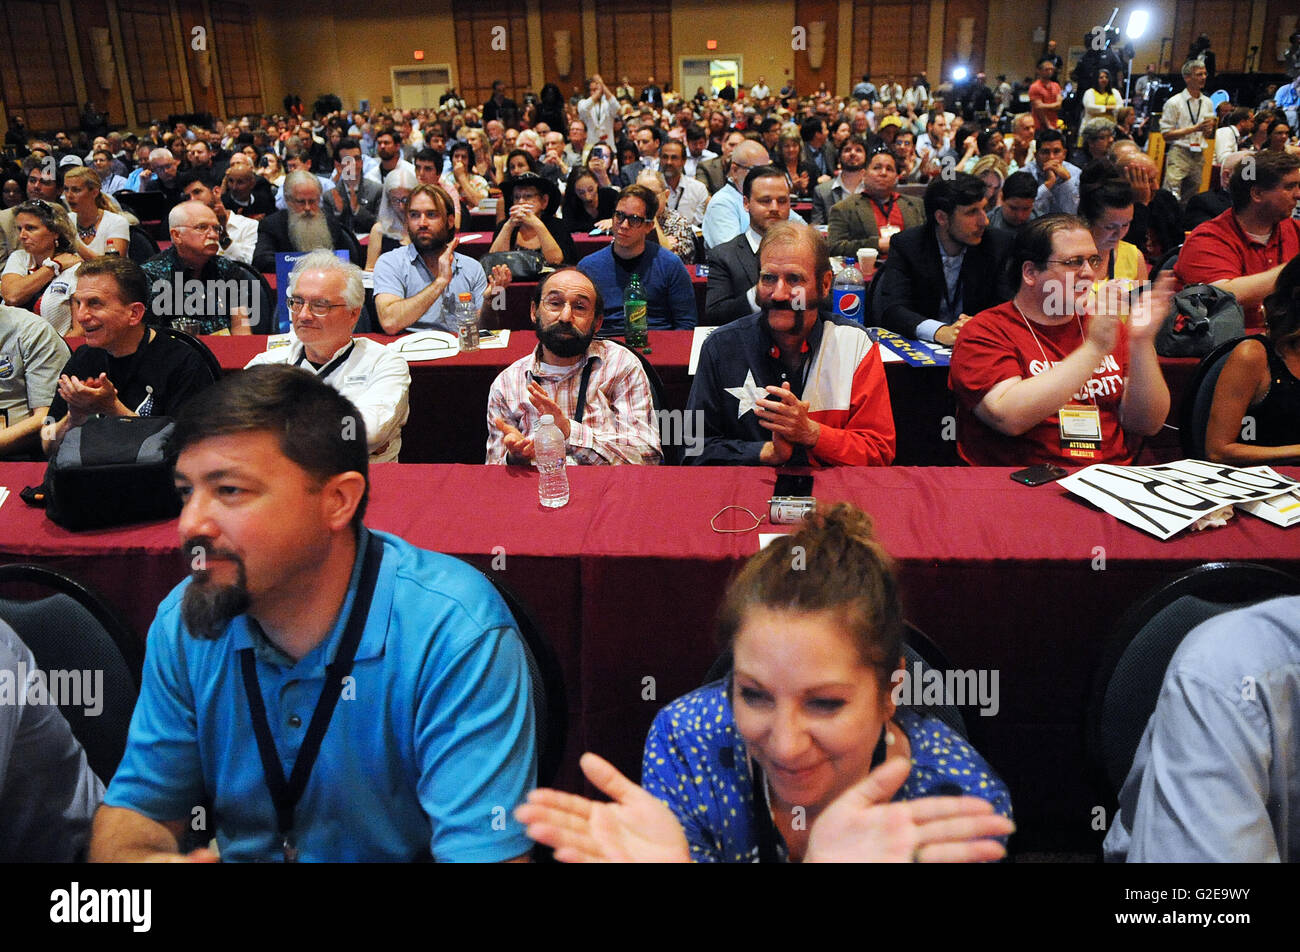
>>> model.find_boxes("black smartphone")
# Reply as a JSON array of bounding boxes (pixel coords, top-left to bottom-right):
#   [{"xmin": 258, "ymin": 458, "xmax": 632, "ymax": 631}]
[
  {"xmin": 774, "ymin": 473, "xmax": 814, "ymax": 497},
  {"xmin": 1010, "ymin": 464, "xmax": 1068, "ymax": 487}
]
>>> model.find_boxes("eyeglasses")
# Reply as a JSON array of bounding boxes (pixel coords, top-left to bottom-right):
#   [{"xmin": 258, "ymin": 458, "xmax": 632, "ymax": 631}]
[
  {"xmin": 1046, "ymin": 255, "xmax": 1103, "ymax": 270},
  {"xmin": 176, "ymin": 223, "xmax": 222, "ymax": 234},
  {"xmin": 612, "ymin": 210, "xmax": 649, "ymax": 226},
  {"xmin": 286, "ymin": 296, "xmax": 349, "ymax": 317},
  {"xmin": 540, "ymin": 296, "xmax": 593, "ymax": 315}
]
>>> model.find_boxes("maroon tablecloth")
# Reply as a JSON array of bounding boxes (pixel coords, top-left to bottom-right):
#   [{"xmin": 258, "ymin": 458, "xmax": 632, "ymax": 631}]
[
  {"xmin": 1, "ymin": 462, "xmax": 1296, "ymax": 848},
  {"xmin": 202, "ymin": 333, "xmax": 1199, "ymax": 469}
]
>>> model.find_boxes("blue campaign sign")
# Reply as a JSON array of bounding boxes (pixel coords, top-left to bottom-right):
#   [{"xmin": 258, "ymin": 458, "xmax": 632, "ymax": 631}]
[
  {"xmin": 870, "ymin": 327, "xmax": 952, "ymax": 367},
  {"xmin": 274, "ymin": 250, "xmax": 351, "ymax": 331}
]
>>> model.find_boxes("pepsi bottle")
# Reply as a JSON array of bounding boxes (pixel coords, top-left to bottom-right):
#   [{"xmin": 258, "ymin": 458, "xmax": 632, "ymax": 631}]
[{"xmin": 832, "ymin": 258, "xmax": 866, "ymax": 325}]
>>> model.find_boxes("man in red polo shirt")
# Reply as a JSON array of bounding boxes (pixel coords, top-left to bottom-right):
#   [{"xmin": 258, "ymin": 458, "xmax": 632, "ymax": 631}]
[{"xmin": 1175, "ymin": 150, "xmax": 1300, "ymax": 329}]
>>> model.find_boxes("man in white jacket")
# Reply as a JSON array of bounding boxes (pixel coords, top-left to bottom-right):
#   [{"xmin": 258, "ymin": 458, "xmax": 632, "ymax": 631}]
[{"xmin": 246, "ymin": 251, "xmax": 409, "ymax": 462}]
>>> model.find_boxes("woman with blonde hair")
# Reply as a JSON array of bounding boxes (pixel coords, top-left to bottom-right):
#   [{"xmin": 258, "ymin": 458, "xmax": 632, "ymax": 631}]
[{"xmin": 62, "ymin": 165, "xmax": 130, "ymax": 259}]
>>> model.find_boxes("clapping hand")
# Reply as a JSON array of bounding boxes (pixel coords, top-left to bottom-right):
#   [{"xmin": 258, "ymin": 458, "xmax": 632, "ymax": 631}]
[
  {"xmin": 435, "ymin": 236, "xmax": 459, "ymax": 286},
  {"xmin": 1126, "ymin": 271, "xmax": 1176, "ymax": 345},
  {"xmin": 515, "ymin": 753, "xmax": 692, "ymax": 863},
  {"xmin": 493, "ymin": 418, "xmax": 535, "ymax": 461},
  {"xmin": 57, "ymin": 373, "xmax": 121, "ymax": 424},
  {"xmin": 486, "ymin": 263, "xmax": 512, "ymax": 295},
  {"xmin": 527, "ymin": 380, "xmax": 570, "ymax": 437},
  {"xmin": 756, "ymin": 382, "xmax": 820, "ymax": 447},
  {"xmin": 804, "ymin": 757, "xmax": 1015, "ymax": 863}
]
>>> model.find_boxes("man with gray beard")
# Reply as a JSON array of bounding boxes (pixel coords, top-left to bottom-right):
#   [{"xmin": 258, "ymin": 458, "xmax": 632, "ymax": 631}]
[{"xmin": 252, "ymin": 171, "xmax": 362, "ymax": 273}]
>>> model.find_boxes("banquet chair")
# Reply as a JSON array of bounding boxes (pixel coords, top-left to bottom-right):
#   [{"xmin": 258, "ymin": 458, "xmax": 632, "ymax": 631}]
[
  {"xmin": 126, "ymin": 224, "xmax": 161, "ymax": 265},
  {"xmin": 1149, "ymin": 243, "xmax": 1181, "ymax": 282},
  {"xmin": 456, "ymin": 559, "xmax": 568, "ymax": 789},
  {"xmin": 1177, "ymin": 334, "xmax": 1263, "ymax": 459},
  {"xmin": 157, "ymin": 325, "xmax": 223, "ymax": 383},
  {"xmin": 0, "ymin": 564, "xmax": 141, "ymax": 785},
  {"xmin": 1085, "ymin": 561, "xmax": 1300, "ymax": 801},
  {"xmin": 608, "ymin": 338, "xmax": 677, "ymax": 464}
]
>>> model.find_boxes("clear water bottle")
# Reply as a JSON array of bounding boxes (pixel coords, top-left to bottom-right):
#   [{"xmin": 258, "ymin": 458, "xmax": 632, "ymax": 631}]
[
  {"xmin": 455, "ymin": 292, "xmax": 480, "ymax": 351},
  {"xmin": 624, "ymin": 272, "xmax": 650, "ymax": 352},
  {"xmin": 832, "ymin": 257, "xmax": 866, "ymax": 325},
  {"xmin": 534, "ymin": 413, "xmax": 569, "ymax": 508}
]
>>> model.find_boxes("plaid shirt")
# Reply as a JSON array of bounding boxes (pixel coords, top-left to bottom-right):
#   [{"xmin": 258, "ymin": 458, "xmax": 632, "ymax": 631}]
[{"xmin": 486, "ymin": 339, "xmax": 662, "ymax": 465}]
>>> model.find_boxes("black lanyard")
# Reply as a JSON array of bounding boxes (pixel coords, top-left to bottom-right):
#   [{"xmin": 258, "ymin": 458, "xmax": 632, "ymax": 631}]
[
  {"xmin": 294, "ymin": 340, "xmax": 356, "ymax": 383},
  {"xmin": 529, "ymin": 355, "xmax": 596, "ymax": 424},
  {"xmin": 870, "ymin": 195, "xmax": 897, "ymax": 225},
  {"xmin": 239, "ymin": 531, "xmax": 383, "ymax": 862}
]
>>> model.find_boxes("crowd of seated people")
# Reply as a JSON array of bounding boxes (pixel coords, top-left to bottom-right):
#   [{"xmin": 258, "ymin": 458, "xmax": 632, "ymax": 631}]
[{"xmin": 3, "ymin": 40, "xmax": 1299, "ymax": 866}]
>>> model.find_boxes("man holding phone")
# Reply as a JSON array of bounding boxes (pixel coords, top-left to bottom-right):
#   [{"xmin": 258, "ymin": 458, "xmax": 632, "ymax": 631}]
[{"xmin": 950, "ymin": 215, "xmax": 1174, "ymax": 467}]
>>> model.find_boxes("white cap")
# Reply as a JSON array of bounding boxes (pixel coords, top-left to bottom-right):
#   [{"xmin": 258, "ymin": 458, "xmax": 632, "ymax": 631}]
[{"xmin": 539, "ymin": 414, "xmax": 554, "ymax": 425}]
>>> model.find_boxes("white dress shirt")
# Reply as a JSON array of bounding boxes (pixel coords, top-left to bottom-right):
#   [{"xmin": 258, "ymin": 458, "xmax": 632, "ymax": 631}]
[
  {"xmin": 219, "ymin": 213, "xmax": 259, "ymax": 266},
  {"xmin": 665, "ymin": 175, "xmax": 710, "ymax": 226}
]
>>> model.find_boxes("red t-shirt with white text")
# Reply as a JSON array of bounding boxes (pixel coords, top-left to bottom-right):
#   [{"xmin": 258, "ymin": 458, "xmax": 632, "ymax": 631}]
[{"xmin": 950, "ymin": 300, "xmax": 1133, "ymax": 467}]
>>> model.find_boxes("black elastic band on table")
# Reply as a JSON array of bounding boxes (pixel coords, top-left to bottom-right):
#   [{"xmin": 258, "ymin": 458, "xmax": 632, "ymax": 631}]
[{"xmin": 239, "ymin": 531, "xmax": 384, "ymax": 849}]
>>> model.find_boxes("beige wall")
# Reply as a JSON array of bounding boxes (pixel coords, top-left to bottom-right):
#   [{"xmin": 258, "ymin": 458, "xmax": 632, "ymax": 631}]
[
  {"xmin": 248, "ymin": 0, "xmax": 1270, "ymax": 117},
  {"xmin": 668, "ymin": 0, "xmax": 795, "ymax": 93},
  {"xmin": 255, "ymin": 0, "xmax": 456, "ymax": 113}
]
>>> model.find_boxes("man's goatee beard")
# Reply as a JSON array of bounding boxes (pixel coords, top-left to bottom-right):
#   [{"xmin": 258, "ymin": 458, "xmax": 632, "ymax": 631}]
[
  {"xmin": 181, "ymin": 542, "xmax": 251, "ymax": 640},
  {"xmin": 288, "ymin": 210, "xmax": 334, "ymax": 252}
]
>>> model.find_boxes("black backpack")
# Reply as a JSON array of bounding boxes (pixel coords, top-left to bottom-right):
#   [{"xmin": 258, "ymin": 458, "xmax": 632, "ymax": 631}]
[
  {"xmin": 1155, "ymin": 283, "xmax": 1246, "ymax": 358},
  {"xmin": 27, "ymin": 417, "xmax": 181, "ymax": 531}
]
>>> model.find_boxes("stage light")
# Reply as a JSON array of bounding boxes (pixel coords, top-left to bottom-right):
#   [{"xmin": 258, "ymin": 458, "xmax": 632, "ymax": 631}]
[
  {"xmin": 1126, "ymin": 10, "xmax": 1149, "ymax": 41},
  {"xmin": 952, "ymin": 66, "xmax": 968, "ymax": 82}
]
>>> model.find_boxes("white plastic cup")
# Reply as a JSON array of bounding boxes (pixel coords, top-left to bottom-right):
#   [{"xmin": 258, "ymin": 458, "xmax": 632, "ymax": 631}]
[{"xmin": 857, "ymin": 247, "xmax": 879, "ymax": 277}]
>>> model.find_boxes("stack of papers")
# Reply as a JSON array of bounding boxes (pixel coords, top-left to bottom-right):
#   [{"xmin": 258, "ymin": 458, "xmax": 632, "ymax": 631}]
[{"xmin": 1059, "ymin": 460, "xmax": 1300, "ymax": 540}]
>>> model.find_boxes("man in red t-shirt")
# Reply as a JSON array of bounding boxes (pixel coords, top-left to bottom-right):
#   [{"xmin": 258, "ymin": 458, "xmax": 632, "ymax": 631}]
[
  {"xmin": 950, "ymin": 215, "xmax": 1175, "ymax": 467},
  {"xmin": 1028, "ymin": 60, "xmax": 1063, "ymax": 132},
  {"xmin": 1175, "ymin": 150, "xmax": 1300, "ymax": 329}
]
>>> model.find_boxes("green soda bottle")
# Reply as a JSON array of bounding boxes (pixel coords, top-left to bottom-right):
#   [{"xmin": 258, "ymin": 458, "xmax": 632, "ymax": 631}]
[{"xmin": 624, "ymin": 272, "xmax": 650, "ymax": 352}]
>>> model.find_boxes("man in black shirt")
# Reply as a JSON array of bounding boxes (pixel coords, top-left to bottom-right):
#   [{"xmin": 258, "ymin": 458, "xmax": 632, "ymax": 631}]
[{"xmin": 42, "ymin": 258, "xmax": 214, "ymax": 456}]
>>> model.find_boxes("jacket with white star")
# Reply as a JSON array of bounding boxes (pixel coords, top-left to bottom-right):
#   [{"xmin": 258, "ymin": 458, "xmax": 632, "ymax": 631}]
[{"xmin": 685, "ymin": 312, "xmax": 896, "ymax": 466}]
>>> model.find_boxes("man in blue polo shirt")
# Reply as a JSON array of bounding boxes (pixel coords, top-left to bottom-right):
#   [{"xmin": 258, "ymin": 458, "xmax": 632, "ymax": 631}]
[
  {"xmin": 90, "ymin": 366, "xmax": 536, "ymax": 862},
  {"xmin": 372, "ymin": 183, "xmax": 510, "ymax": 334}
]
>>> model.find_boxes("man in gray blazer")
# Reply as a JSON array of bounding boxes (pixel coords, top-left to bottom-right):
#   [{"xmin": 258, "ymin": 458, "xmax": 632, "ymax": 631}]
[
  {"xmin": 827, "ymin": 147, "xmax": 925, "ymax": 259},
  {"xmin": 696, "ymin": 130, "xmax": 745, "ymax": 195},
  {"xmin": 811, "ymin": 136, "xmax": 869, "ymax": 225}
]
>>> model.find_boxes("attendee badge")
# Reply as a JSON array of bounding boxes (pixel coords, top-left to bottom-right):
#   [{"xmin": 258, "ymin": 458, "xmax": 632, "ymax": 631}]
[
  {"xmin": 1059, "ymin": 405, "xmax": 1102, "ymax": 459},
  {"xmin": 879, "ymin": 225, "xmax": 900, "ymax": 240}
]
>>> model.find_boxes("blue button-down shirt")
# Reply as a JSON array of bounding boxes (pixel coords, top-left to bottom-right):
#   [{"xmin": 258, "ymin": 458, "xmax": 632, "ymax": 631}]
[
  {"xmin": 372, "ymin": 244, "xmax": 488, "ymax": 333},
  {"xmin": 1025, "ymin": 158, "xmax": 1082, "ymax": 216},
  {"xmin": 701, "ymin": 182, "xmax": 803, "ymax": 250}
]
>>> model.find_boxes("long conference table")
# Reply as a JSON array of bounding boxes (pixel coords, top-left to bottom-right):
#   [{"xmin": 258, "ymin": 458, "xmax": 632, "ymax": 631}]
[
  {"xmin": 204, "ymin": 332, "xmax": 1200, "ymax": 468},
  {"xmin": 1, "ymin": 463, "xmax": 1297, "ymax": 851}
]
